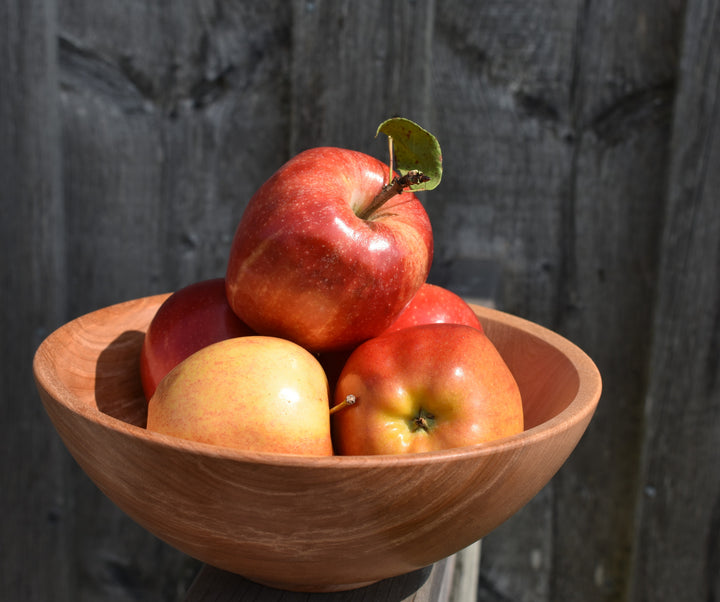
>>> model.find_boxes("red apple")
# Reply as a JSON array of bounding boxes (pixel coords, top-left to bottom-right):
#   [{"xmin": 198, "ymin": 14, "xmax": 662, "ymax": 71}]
[
  {"xmin": 320, "ymin": 282, "xmax": 479, "ymax": 402},
  {"xmin": 331, "ymin": 324, "xmax": 524, "ymax": 454},
  {"xmin": 225, "ymin": 147, "xmax": 433, "ymax": 352},
  {"xmin": 140, "ymin": 278, "xmax": 254, "ymax": 400},
  {"xmin": 383, "ymin": 283, "xmax": 483, "ymax": 334}
]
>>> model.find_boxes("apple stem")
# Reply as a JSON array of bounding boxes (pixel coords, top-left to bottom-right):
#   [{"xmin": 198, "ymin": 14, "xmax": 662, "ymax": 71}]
[
  {"xmin": 387, "ymin": 135, "xmax": 395, "ymax": 183},
  {"xmin": 410, "ymin": 409, "xmax": 436, "ymax": 433},
  {"xmin": 357, "ymin": 170, "xmax": 430, "ymax": 221},
  {"xmin": 329, "ymin": 394, "xmax": 357, "ymax": 415}
]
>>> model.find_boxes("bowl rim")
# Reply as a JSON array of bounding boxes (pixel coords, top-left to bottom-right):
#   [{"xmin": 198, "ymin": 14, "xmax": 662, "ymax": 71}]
[{"xmin": 34, "ymin": 295, "xmax": 602, "ymax": 469}]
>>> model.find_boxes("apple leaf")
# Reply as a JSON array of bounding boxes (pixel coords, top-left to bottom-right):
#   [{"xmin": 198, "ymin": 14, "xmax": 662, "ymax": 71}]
[{"xmin": 376, "ymin": 117, "xmax": 442, "ymax": 191}]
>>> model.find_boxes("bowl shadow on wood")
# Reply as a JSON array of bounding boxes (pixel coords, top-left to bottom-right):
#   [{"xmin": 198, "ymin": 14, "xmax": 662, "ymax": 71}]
[{"xmin": 33, "ymin": 294, "xmax": 601, "ymax": 593}]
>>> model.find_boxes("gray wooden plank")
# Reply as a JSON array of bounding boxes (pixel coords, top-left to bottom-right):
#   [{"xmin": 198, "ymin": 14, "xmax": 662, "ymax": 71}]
[
  {"xmin": 288, "ymin": 0, "xmax": 436, "ymax": 155},
  {"xmin": 431, "ymin": 3, "xmax": 574, "ymax": 600},
  {"xmin": 549, "ymin": 0, "xmax": 683, "ymax": 599},
  {"xmin": 59, "ymin": 2, "xmax": 292, "ymax": 313},
  {"xmin": 630, "ymin": 0, "xmax": 720, "ymax": 599},
  {"xmin": 0, "ymin": 0, "xmax": 69, "ymax": 600},
  {"xmin": 432, "ymin": 1, "xmax": 683, "ymax": 600}
]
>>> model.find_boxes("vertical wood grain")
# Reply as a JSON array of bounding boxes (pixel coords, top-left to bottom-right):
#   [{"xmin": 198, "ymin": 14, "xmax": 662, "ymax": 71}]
[
  {"xmin": 630, "ymin": 0, "xmax": 720, "ymax": 599},
  {"xmin": 0, "ymin": 0, "xmax": 69, "ymax": 600},
  {"xmin": 432, "ymin": 0, "xmax": 577, "ymax": 322},
  {"xmin": 550, "ymin": 1, "xmax": 682, "ymax": 600},
  {"xmin": 432, "ymin": 2, "xmax": 683, "ymax": 600},
  {"xmin": 59, "ymin": 1, "xmax": 291, "ymax": 316},
  {"xmin": 289, "ymin": 0, "xmax": 436, "ymax": 155},
  {"xmin": 432, "ymin": 4, "xmax": 574, "ymax": 598}
]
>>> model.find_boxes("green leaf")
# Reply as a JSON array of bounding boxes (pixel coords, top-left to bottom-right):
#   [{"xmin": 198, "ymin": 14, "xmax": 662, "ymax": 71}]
[{"xmin": 376, "ymin": 117, "xmax": 442, "ymax": 191}]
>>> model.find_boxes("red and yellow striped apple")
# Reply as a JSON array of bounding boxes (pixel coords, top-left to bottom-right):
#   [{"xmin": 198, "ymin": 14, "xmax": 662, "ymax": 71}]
[
  {"xmin": 331, "ymin": 323, "xmax": 524, "ymax": 455},
  {"xmin": 225, "ymin": 147, "xmax": 433, "ymax": 353}
]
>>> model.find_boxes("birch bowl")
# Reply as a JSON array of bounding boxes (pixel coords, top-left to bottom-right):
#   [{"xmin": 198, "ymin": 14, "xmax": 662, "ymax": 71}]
[{"xmin": 33, "ymin": 294, "xmax": 601, "ymax": 592}]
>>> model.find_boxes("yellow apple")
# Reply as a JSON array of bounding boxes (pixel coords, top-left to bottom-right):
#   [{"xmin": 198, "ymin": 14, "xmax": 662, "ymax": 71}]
[{"xmin": 146, "ymin": 336, "xmax": 334, "ymax": 456}]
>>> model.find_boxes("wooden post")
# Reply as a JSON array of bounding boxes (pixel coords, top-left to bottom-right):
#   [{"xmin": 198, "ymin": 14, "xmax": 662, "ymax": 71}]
[{"xmin": 183, "ymin": 543, "xmax": 482, "ymax": 601}]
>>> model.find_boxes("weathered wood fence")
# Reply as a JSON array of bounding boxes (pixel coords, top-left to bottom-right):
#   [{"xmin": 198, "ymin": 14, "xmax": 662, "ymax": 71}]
[{"xmin": 2, "ymin": 1, "xmax": 719, "ymax": 600}]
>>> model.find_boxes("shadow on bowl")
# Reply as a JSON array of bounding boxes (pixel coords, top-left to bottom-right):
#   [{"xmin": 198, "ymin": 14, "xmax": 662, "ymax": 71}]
[{"xmin": 95, "ymin": 330, "xmax": 147, "ymax": 426}]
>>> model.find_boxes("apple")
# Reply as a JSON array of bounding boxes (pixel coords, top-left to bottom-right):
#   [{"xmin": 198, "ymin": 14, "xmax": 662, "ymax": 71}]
[
  {"xmin": 382, "ymin": 283, "xmax": 483, "ymax": 334},
  {"xmin": 146, "ymin": 336, "xmax": 334, "ymax": 455},
  {"xmin": 140, "ymin": 278, "xmax": 254, "ymax": 400},
  {"xmin": 331, "ymin": 324, "xmax": 524, "ymax": 454},
  {"xmin": 317, "ymin": 281, "xmax": 480, "ymax": 398},
  {"xmin": 225, "ymin": 147, "xmax": 433, "ymax": 352}
]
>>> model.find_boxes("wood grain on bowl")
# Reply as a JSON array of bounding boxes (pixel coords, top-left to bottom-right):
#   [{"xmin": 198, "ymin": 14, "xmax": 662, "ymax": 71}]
[{"xmin": 33, "ymin": 295, "xmax": 601, "ymax": 592}]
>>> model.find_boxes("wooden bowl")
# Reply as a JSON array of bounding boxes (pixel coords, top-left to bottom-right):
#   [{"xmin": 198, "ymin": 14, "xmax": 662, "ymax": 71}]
[{"xmin": 33, "ymin": 295, "xmax": 601, "ymax": 592}]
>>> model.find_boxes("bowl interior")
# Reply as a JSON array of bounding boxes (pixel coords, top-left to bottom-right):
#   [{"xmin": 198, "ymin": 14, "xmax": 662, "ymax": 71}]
[{"xmin": 41, "ymin": 295, "xmax": 591, "ymax": 441}]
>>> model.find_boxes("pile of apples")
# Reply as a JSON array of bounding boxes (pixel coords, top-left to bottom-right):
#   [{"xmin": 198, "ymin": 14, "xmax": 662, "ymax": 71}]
[{"xmin": 142, "ymin": 120, "xmax": 524, "ymax": 456}]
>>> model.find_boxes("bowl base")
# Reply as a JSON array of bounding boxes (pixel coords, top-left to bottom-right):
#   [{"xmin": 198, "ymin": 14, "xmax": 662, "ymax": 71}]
[{"xmin": 251, "ymin": 577, "xmax": 379, "ymax": 593}]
